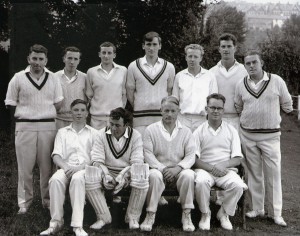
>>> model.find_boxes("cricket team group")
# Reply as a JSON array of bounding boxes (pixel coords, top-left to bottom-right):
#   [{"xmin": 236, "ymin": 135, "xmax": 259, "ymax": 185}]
[{"xmin": 5, "ymin": 31, "xmax": 293, "ymax": 235}]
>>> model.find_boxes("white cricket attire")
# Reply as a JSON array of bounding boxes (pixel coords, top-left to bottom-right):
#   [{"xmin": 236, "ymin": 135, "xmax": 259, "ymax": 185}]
[
  {"xmin": 235, "ymin": 72, "xmax": 293, "ymax": 217},
  {"xmin": 5, "ymin": 66, "xmax": 63, "ymax": 209},
  {"xmin": 172, "ymin": 68, "xmax": 218, "ymax": 132},
  {"xmin": 209, "ymin": 60, "xmax": 248, "ymax": 131},
  {"xmin": 193, "ymin": 121, "xmax": 247, "ymax": 216},
  {"xmin": 49, "ymin": 124, "xmax": 98, "ymax": 228},
  {"xmin": 143, "ymin": 120, "xmax": 196, "ymax": 212}
]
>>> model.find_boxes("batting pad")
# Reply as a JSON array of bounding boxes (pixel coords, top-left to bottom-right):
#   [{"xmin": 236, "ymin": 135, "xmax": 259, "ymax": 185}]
[{"xmin": 130, "ymin": 163, "xmax": 149, "ymax": 189}]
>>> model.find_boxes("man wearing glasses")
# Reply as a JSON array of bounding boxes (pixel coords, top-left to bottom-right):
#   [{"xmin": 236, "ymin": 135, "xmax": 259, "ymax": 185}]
[{"xmin": 193, "ymin": 93, "xmax": 247, "ymax": 231}]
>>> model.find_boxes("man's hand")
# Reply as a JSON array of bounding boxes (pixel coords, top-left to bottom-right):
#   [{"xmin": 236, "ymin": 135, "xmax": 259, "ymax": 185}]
[
  {"xmin": 64, "ymin": 164, "xmax": 84, "ymax": 179},
  {"xmin": 211, "ymin": 164, "xmax": 227, "ymax": 177},
  {"xmin": 163, "ymin": 166, "xmax": 182, "ymax": 184},
  {"xmin": 103, "ymin": 175, "xmax": 116, "ymax": 190}
]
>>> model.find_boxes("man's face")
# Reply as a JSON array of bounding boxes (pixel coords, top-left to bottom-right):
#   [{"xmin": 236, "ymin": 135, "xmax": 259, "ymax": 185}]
[
  {"xmin": 205, "ymin": 98, "xmax": 224, "ymax": 122},
  {"xmin": 219, "ymin": 40, "xmax": 236, "ymax": 60},
  {"xmin": 244, "ymin": 54, "xmax": 263, "ymax": 77},
  {"xmin": 99, "ymin": 46, "xmax": 116, "ymax": 65},
  {"xmin": 71, "ymin": 103, "xmax": 88, "ymax": 124},
  {"xmin": 109, "ymin": 117, "xmax": 127, "ymax": 140},
  {"xmin": 185, "ymin": 49, "xmax": 202, "ymax": 70},
  {"xmin": 63, "ymin": 51, "xmax": 80, "ymax": 72},
  {"xmin": 161, "ymin": 102, "xmax": 180, "ymax": 125},
  {"xmin": 142, "ymin": 37, "xmax": 161, "ymax": 58},
  {"xmin": 27, "ymin": 52, "xmax": 48, "ymax": 73}
]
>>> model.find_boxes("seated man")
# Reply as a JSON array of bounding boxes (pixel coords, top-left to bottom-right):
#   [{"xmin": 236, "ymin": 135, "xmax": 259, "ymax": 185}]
[
  {"xmin": 140, "ymin": 96, "xmax": 196, "ymax": 232},
  {"xmin": 193, "ymin": 93, "xmax": 248, "ymax": 231},
  {"xmin": 40, "ymin": 99, "xmax": 98, "ymax": 236},
  {"xmin": 85, "ymin": 107, "xmax": 149, "ymax": 230}
]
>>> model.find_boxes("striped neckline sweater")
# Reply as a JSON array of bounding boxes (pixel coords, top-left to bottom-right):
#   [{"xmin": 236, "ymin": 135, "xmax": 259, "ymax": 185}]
[{"xmin": 234, "ymin": 72, "xmax": 293, "ymax": 132}]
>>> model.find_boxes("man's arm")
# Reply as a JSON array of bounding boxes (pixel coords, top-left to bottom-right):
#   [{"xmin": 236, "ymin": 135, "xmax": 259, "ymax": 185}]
[
  {"xmin": 85, "ymin": 70, "xmax": 94, "ymax": 102},
  {"xmin": 209, "ymin": 73, "xmax": 218, "ymax": 94},
  {"xmin": 167, "ymin": 64, "xmax": 175, "ymax": 95},
  {"xmin": 53, "ymin": 74, "xmax": 64, "ymax": 111},
  {"xmin": 125, "ymin": 64, "xmax": 135, "ymax": 107},
  {"xmin": 143, "ymin": 128, "xmax": 166, "ymax": 172},
  {"xmin": 278, "ymin": 75, "xmax": 293, "ymax": 113},
  {"xmin": 53, "ymin": 154, "xmax": 85, "ymax": 178},
  {"xmin": 122, "ymin": 68, "xmax": 128, "ymax": 107},
  {"xmin": 129, "ymin": 132, "xmax": 144, "ymax": 165},
  {"xmin": 234, "ymin": 82, "xmax": 243, "ymax": 114},
  {"xmin": 172, "ymin": 73, "xmax": 180, "ymax": 98},
  {"xmin": 177, "ymin": 130, "xmax": 196, "ymax": 169}
]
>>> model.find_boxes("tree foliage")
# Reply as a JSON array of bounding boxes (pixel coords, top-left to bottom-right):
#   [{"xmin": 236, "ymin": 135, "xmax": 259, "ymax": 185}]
[
  {"xmin": 259, "ymin": 14, "xmax": 300, "ymax": 95},
  {"xmin": 201, "ymin": 2, "xmax": 247, "ymax": 68}
]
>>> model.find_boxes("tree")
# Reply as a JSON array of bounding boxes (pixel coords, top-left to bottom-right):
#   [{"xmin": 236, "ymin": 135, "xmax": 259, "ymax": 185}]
[
  {"xmin": 201, "ymin": 2, "xmax": 247, "ymax": 68},
  {"xmin": 259, "ymin": 14, "xmax": 300, "ymax": 95}
]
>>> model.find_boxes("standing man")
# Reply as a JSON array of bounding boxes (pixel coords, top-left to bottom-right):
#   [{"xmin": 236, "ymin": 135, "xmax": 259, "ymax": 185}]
[
  {"xmin": 55, "ymin": 46, "xmax": 87, "ymax": 129},
  {"xmin": 172, "ymin": 44, "xmax": 218, "ymax": 132},
  {"xmin": 235, "ymin": 50, "xmax": 293, "ymax": 226},
  {"xmin": 86, "ymin": 42, "xmax": 127, "ymax": 130},
  {"xmin": 126, "ymin": 31, "xmax": 175, "ymax": 135},
  {"xmin": 85, "ymin": 107, "xmax": 149, "ymax": 230},
  {"xmin": 5, "ymin": 44, "xmax": 63, "ymax": 214},
  {"xmin": 140, "ymin": 96, "xmax": 196, "ymax": 232},
  {"xmin": 193, "ymin": 93, "xmax": 247, "ymax": 231},
  {"xmin": 209, "ymin": 33, "xmax": 248, "ymax": 130},
  {"xmin": 40, "ymin": 99, "xmax": 98, "ymax": 236}
]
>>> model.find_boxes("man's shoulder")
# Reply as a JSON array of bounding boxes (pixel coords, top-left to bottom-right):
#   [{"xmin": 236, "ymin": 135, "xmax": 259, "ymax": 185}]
[
  {"xmin": 145, "ymin": 121, "xmax": 160, "ymax": 133},
  {"xmin": 87, "ymin": 65, "xmax": 99, "ymax": 73},
  {"xmin": 77, "ymin": 70, "xmax": 87, "ymax": 77}
]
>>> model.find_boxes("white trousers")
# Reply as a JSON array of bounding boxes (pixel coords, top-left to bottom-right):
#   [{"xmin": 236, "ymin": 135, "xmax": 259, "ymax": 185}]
[
  {"xmin": 146, "ymin": 169, "xmax": 195, "ymax": 212},
  {"xmin": 240, "ymin": 130, "xmax": 283, "ymax": 217},
  {"xmin": 49, "ymin": 169, "xmax": 86, "ymax": 227},
  {"xmin": 15, "ymin": 130, "xmax": 56, "ymax": 208},
  {"xmin": 55, "ymin": 119, "xmax": 72, "ymax": 130},
  {"xmin": 90, "ymin": 116, "xmax": 110, "ymax": 130},
  {"xmin": 178, "ymin": 114, "xmax": 207, "ymax": 133},
  {"xmin": 195, "ymin": 169, "xmax": 247, "ymax": 216}
]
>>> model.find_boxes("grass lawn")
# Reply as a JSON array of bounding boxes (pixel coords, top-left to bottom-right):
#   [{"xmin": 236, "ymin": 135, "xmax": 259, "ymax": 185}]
[{"xmin": 1, "ymin": 112, "xmax": 300, "ymax": 235}]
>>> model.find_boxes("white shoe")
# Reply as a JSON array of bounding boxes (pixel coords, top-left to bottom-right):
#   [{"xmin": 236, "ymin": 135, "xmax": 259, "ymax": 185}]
[
  {"xmin": 217, "ymin": 208, "xmax": 233, "ymax": 230},
  {"xmin": 40, "ymin": 222, "xmax": 63, "ymax": 235},
  {"xmin": 140, "ymin": 212, "xmax": 156, "ymax": 231},
  {"xmin": 246, "ymin": 209, "xmax": 265, "ymax": 218},
  {"xmin": 90, "ymin": 219, "xmax": 106, "ymax": 229},
  {"xmin": 199, "ymin": 211, "xmax": 211, "ymax": 230},
  {"xmin": 73, "ymin": 227, "xmax": 88, "ymax": 236},
  {"xmin": 274, "ymin": 216, "xmax": 287, "ymax": 227},
  {"xmin": 113, "ymin": 196, "xmax": 122, "ymax": 203},
  {"xmin": 17, "ymin": 207, "xmax": 28, "ymax": 215},
  {"xmin": 129, "ymin": 218, "xmax": 139, "ymax": 229},
  {"xmin": 182, "ymin": 210, "xmax": 195, "ymax": 232},
  {"xmin": 158, "ymin": 196, "xmax": 168, "ymax": 205}
]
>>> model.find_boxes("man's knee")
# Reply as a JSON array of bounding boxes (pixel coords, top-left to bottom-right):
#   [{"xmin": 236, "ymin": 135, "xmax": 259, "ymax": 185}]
[
  {"xmin": 149, "ymin": 169, "xmax": 163, "ymax": 183},
  {"xmin": 179, "ymin": 169, "xmax": 195, "ymax": 182}
]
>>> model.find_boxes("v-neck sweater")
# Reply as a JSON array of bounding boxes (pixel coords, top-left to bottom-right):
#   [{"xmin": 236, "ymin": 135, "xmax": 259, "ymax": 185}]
[
  {"xmin": 91, "ymin": 127, "xmax": 144, "ymax": 174},
  {"xmin": 234, "ymin": 72, "xmax": 293, "ymax": 131}
]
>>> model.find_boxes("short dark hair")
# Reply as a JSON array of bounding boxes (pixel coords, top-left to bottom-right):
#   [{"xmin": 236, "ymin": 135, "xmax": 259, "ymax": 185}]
[
  {"xmin": 63, "ymin": 46, "xmax": 81, "ymax": 57},
  {"xmin": 109, "ymin": 107, "xmax": 133, "ymax": 126},
  {"xmin": 70, "ymin": 99, "xmax": 88, "ymax": 109},
  {"xmin": 244, "ymin": 49, "xmax": 263, "ymax": 61},
  {"xmin": 143, "ymin": 31, "xmax": 161, "ymax": 44},
  {"xmin": 99, "ymin": 42, "xmax": 116, "ymax": 53},
  {"xmin": 29, "ymin": 44, "xmax": 48, "ymax": 56},
  {"xmin": 207, "ymin": 93, "xmax": 226, "ymax": 105},
  {"xmin": 218, "ymin": 33, "xmax": 237, "ymax": 46}
]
